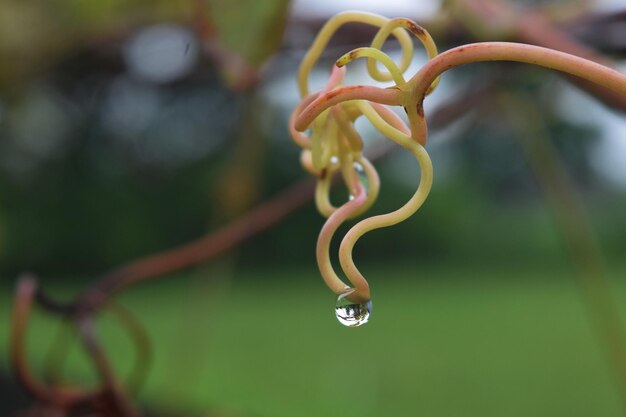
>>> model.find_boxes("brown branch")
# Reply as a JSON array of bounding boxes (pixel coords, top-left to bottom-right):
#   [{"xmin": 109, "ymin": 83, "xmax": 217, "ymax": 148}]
[
  {"xmin": 12, "ymin": 274, "xmax": 142, "ymax": 415},
  {"xmin": 42, "ymin": 319, "xmax": 72, "ymax": 386},
  {"xmin": 11, "ymin": 275, "xmax": 58, "ymax": 405},
  {"xmin": 10, "ymin": 274, "xmax": 98, "ymax": 408},
  {"xmin": 77, "ymin": 177, "xmax": 317, "ymax": 311},
  {"xmin": 77, "ymin": 316, "xmax": 140, "ymax": 417},
  {"xmin": 108, "ymin": 301, "xmax": 153, "ymax": 395}
]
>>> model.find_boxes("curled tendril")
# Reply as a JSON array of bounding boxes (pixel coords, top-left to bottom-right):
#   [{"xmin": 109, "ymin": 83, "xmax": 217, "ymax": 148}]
[
  {"xmin": 288, "ymin": 11, "xmax": 437, "ymax": 304},
  {"xmin": 337, "ymin": 47, "xmax": 406, "ymax": 85},
  {"xmin": 368, "ymin": 17, "xmax": 440, "ymax": 94},
  {"xmin": 297, "ymin": 11, "xmax": 415, "ymax": 96},
  {"xmin": 289, "ymin": 11, "xmax": 626, "ymax": 308}
]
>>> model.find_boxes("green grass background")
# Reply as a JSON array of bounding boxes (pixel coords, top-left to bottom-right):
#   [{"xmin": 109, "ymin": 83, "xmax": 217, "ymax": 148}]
[{"xmin": 2, "ymin": 262, "xmax": 626, "ymax": 417}]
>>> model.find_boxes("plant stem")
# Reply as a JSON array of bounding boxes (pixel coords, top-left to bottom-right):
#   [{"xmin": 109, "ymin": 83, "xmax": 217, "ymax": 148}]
[
  {"xmin": 294, "ymin": 85, "xmax": 401, "ymax": 132},
  {"xmin": 409, "ymin": 42, "xmax": 626, "ymax": 107},
  {"xmin": 450, "ymin": 0, "xmax": 626, "ymax": 111},
  {"xmin": 338, "ymin": 140, "xmax": 433, "ymax": 299},
  {"xmin": 10, "ymin": 275, "xmax": 94, "ymax": 407},
  {"xmin": 297, "ymin": 11, "xmax": 414, "ymax": 96},
  {"xmin": 316, "ymin": 185, "xmax": 370, "ymax": 301}
]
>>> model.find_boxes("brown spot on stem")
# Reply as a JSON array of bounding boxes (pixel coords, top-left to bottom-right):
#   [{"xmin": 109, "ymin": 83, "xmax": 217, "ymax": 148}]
[
  {"xmin": 348, "ymin": 50, "xmax": 358, "ymax": 60},
  {"xmin": 416, "ymin": 104, "xmax": 424, "ymax": 118},
  {"xmin": 325, "ymin": 89, "xmax": 340, "ymax": 100},
  {"xmin": 323, "ymin": 86, "xmax": 363, "ymax": 103},
  {"xmin": 320, "ymin": 169, "xmax": 327, "ymax": 179},
  {"xmin": 406, "ymin": 21, "xmax": 425, "ymax": 37}
]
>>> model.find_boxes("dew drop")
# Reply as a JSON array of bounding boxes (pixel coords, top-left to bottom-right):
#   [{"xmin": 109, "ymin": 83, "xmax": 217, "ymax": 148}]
[
  {"xmin": 353, "ymin": 162, "xmax": 369, "ymax": 193},
  {"xmin": 335, "ymin": 291, "xmax": 372, "ymax": 327},
  {"xmin": 329, "ymin": 155, "xmax": 339, "ymax": 165}
]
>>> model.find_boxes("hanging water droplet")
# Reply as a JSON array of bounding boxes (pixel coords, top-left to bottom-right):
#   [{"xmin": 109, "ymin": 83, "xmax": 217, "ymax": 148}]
[
  {"xmin": 348, "ymin": 194, "xmax": 355, "ymax": 201},
  {"xmin": 335, "ymin": 291, "xmax": 372, "ymax": 327},
  {"xmin": 353, "ymin": 162, "xmax": 369, "ymax": 194}
]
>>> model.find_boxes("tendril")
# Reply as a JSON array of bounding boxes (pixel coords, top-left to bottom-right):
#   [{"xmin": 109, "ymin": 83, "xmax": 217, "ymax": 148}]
[{"xmin": 289, "ymin": 13, "xmax": 438, "ymax": 303}]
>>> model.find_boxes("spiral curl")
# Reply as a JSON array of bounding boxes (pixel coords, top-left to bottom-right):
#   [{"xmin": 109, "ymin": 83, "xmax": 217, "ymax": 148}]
[{"xmin": 289, "ymin": 12, "xmax": 438, "ymax": 303}]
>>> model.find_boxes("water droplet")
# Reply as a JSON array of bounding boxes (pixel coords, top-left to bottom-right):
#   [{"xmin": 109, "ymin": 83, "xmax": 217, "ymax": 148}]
[
  {"xmin": 330, "ymin": 155, "xmax": 339, "ymax": 165},
  {"xmin": 335, "ymin": 291, "xmax": 372, "ymax": 327},
  {"xmin": 348, "ymin": 194, "xmax": 355, "ymax": 201},
  {"xmin": 353, "ymin": 162, "xmax": 369, "ymax": 193}
]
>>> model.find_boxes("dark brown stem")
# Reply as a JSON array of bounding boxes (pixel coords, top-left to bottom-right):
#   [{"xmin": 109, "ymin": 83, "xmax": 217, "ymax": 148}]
[
  {"xmin": 10, "ymin": 274, "xmax": 97, "ymax": 407},
  {"xmin": 11, "ymin": 275, "xmax": 58, "ymax": 404},
  {"xmin": 43, "ymin": 319, "xmax": 72, "ymax": 385},
  {"xmin": 78, "ymin": 316, "xmax": 140, "ymax": 417},
  {"xmin": 107, "ymin": 301, "xmax": 152, "ymax": 394}
]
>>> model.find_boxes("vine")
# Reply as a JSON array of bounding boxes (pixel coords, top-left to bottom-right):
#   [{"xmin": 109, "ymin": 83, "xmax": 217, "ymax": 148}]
[{"xmin": 289, "ymin": 11, "xmax": 626, "ymax": 326}]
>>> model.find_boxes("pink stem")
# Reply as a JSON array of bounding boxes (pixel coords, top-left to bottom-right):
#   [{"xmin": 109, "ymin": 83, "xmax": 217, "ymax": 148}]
[
  {"xmin": 370, "ymin": 102, "xmax": 411, "ymax": 135},
  {"xmin": 410, "ymin": 42, "xmax": 626, "ymax": 103},
  {"xmin": 316, "ymin": 184, "xmax": 370, "ymax": 301},
  {"xmin": 295, "ymin": 85, "xmax": 402, "ymax": 131}
]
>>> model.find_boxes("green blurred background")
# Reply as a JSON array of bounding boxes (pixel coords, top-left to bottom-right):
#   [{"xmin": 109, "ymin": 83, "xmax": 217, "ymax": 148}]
[{"xmin": 1, "ymin": 0, "xmax": 626, "ymax": 416}]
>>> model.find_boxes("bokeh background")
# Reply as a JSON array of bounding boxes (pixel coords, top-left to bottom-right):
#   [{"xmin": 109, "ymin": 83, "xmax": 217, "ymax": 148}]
[{"xmin": 1, "ymin": 0, "xmax": 626, "ymax": 416}]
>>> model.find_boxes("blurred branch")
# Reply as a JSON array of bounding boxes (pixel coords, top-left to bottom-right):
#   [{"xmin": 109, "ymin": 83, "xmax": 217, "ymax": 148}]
[
  {"xmin": 568, "ymin": 10, "xmax": 626, "ymax": 54},
  {"xmin": 77, "ymin": 316, "xmax": 139, "ymax": 417},
  {"xmin": 77, "ymin": 176, "xmax": 317, "ymax": 311},
  {"xmin": 43, "ymin": 320, "xmax": 72, "ymax": 386},
  {"xmin": 501, "ymin": 92, "xmax": 626, "ymax": 414},
  {"xmin": 449, "ymin": 0, "xmax": 626, "ymax": 112},
  {"xmin": 11, "ymin": 275, "xmax": 142, "ymax": 416},
  {"xmin": 107, "ymin": 302, "xmax": 153, "ymax": 395},
  {"xmin": 11, "ymin": 275, "xmax": 62, "ymax": 406},
  {"xmin": 10, "ymin": 274, "xmax": 97, "ymax": 408}
]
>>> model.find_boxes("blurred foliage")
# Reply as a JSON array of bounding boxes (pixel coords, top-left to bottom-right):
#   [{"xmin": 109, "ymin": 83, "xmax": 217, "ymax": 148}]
[
  {"xmin": 0, "ymin": 0, "xmax": 295, "ymax": 276},
  {"xmin": 0, "ymin": 0, "xmax": 188, "ymax": 92},
  {"xmin": 205, "ymin": 0, "xmax": 291, "ymax": 66},
  {"xmin": 0, "ymin": 0, "xmax": 291, "ymax": 92}
]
